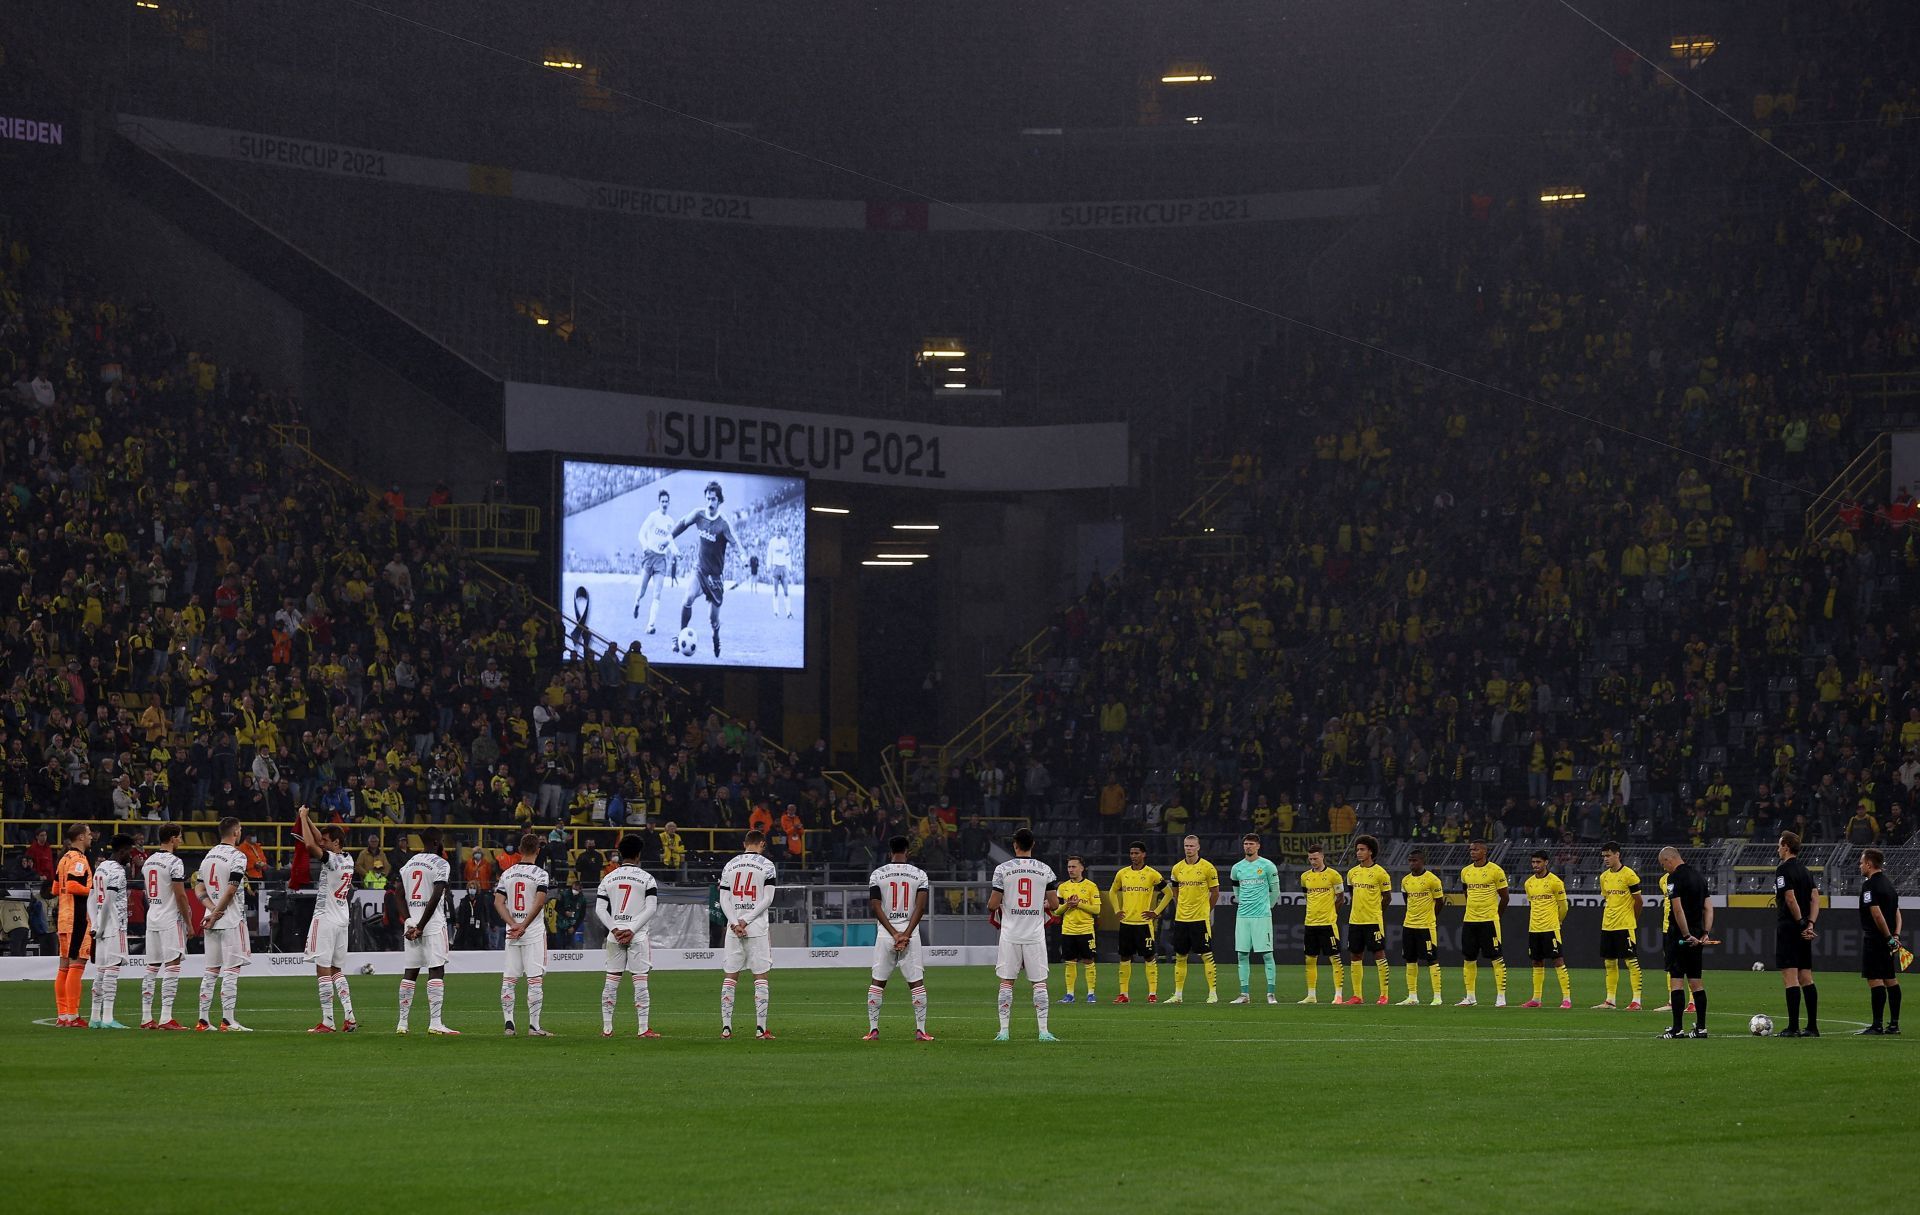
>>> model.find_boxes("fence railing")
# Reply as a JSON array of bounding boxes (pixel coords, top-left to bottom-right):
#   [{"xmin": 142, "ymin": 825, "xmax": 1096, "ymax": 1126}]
[
  {"xmin": 1804, "ymin": 431, "xmax": 1888, "ymax": 543},
  {"xmin": 431, "ymin": 502, "xmax": 542, "ymax": 557}
]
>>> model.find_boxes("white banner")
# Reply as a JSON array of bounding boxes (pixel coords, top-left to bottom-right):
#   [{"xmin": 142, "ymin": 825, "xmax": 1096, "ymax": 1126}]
[
  {"xmin": 507, "ymin": 383, "xmax": 1130, "ymax": 491},
  {"xmin": 0, "ymin": 944, "xmax": 997, "ymax": 983},
  {"xmin": 116, "ymin": 114, "xmax": 1376, "ymax": 232}
]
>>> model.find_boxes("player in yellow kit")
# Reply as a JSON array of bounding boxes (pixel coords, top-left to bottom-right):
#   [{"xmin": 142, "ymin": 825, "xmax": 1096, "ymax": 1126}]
[
  {"xmin": 1457, "ymin": 839, "xmax": 1509, "ymax": 1007},
  {"xmin": 1055, "ymin": 856, "xmax": 1102, "ymax": 1003},
  {"xmin": 1594, "ymin": 841, "xmax": 1644, "ymax": 1010},
  {"xmin": 1106, "ymin": 842, "xmax": 1164, "ymax": 1003},
  {"xmin": 1343, "ymin": 835, "xmax": 1393, "ymax": 1005},
  {"xmin": 1151, "ymin": 835, "xmax": 1219, "ymax": 1004},
  {"xmin": 1521, "ymin": 850, "xmax": 1572, "ymax": 1008},
  {"xmin": 1398, "ymin": 849, "xmax": 1445, "ymax": 1005},
  {"xmin": 1298, "ymin": 844, "xmax": 1346, "ymax": 1004}
]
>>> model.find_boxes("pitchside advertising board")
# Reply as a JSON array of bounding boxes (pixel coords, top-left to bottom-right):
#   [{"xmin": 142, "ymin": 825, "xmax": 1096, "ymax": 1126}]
[
  {"xmin": 559, "ymin": 458, "xmax": 806, "ymax": 670},
  {"xmin": 508, "ymin": 384, "xmax": 1130, "ymax": 493}
]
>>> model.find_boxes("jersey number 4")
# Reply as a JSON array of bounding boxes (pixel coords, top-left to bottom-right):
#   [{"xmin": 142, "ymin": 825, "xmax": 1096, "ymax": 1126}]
[{"xmin": 731, "ymin": 872, "xmax": 759, "ymax": 903}]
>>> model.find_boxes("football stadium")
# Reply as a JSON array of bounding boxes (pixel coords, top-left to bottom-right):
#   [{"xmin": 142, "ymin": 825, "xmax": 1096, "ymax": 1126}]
[{"xmin": 3, "ymin": 0, "xmax": 1919, "ymax": 1209}]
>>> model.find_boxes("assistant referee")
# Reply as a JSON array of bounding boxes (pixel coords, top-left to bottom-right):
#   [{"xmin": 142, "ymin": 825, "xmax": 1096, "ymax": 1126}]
[{"xmin": 1856, "ymin": 848, "xmax": 1903, "ymax": 1036}]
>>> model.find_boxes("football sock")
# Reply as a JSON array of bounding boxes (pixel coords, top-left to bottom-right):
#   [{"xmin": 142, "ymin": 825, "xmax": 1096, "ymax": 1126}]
[
  {"xmin": 1085, "ymin": 963, "xmax": 1097, "ymax": 998},
  {"xmin": 753, "ymin": 978, "xmax": 769, "ymax": 1030},
  {"xmin": 318, "ymin": 977, "xmax": 336, "ymax": 1029},
  {"xmin": 679, "ymin": 604, "xmax": 692, "ymax": 630},
  {"xmin": 1145, "ymin": 962, "xmax": 1158, "ymax": 996},
  {"xmin": 1429, "ymin": 963, "xmax": 1443, "ymax": 999},
  {"xmin": 89, "ymin": 971, "xmax": 103, "ymax": 1023},
  {"xmin": 1604, "ymin": 959, "xmax": 1619, "ymax": 1002},
  {"xmin": 1871, "ymin": 986, "xmax": 1887, "ymax": 1026},
  {"xmin": 1118, "ymin": 962, "xmax": 1131, "ymax": 998},
  {"xmin": 1800, "ymin": 983, "xmax": 1815, "ymax": 1032},
  {"xmin": 1376, "ymin": 959, "xmax": 1389, "ymax": 998},
  {"xmin": 997, "ymin": 979, "xmax": 1014, "ymax": 1033},
  {"xmin": 1462, "ymin": 960, "xmax": 1478, "ymax": 998},
  {"xmin": 867, "ymin": 983, "xmax": 885, "ymax": 1031},
  {"xmin": 142, "ymin": 967, "xmax": 158, "ymax": 1023},
  {"xmin": 604, "ymin": 974, "xmax": 622, "ymax": 1033},
  {"xmin": 1032, "ymin": 982, "xmax": 1050, "ymax": 1034},
  {"xmin": 646, "ymin": 599, "xmax": 658, "ymax": 629},
  {"xmin": 1064, "ymin": 962, "xmax": 1078, "ymax": 993},
  {"xmin": 1531, "ymin": 966, "xmax": 1545, "ymax": 1002},
  {"xmin": 1785, "ymin": 985, "xmax": 1801, "ymax": 1030},
  {"xmin": 198, "ymin": 971, "xmax": 217, "ymax": 1023},
  {"xmin": 1492, "ymin": 959, "xmax": 1508, "ymax": 998},
  {"xmin": 1264, "ymin": 955, "xmax": 1277, "ymax": 993},
  {"xmin": 1202, "ymin": 955, "xmax": 1217, "ymax": 995},
  {"xmin": 220, "ymin": 969, "xmax": 240, "ymax": 1025},
  {"xmin": 721, "ymin": 977, "xmax": 737, "ymax": 1031},
  {"xmin": 1351, "ymin": 961, "xmax": 1365, "ymax": 1000},
  {"xmin": 1889, "ymin": 985, "xmax": 1902, "ymax": 1023},
  {"xmin": 1692, "ymin": 986, "xmax": 1707, "ymax": 1031},
  {"xmin": 911, "ymin": 984, "xmax": 928, "ymax": 1032},
  {"xmin": 1174, "ymin": 957, "xmax": 1188, "ymax": 995},
  {"xmin": 501, "ymin": 978, "xmax": 517, "ymax": 1027},
  {"xmin": 1331, "ymin": 957, "xmax": 1345, "ymax": 998},
  {"xmin": 1555, "ymin": 963, "xmax": 1571, "ymax": 1001},
  {"xmin": 634, "ymin": 974, "xmax": 650, "ymax": 1032},
  {"xmin": 102, "ymin": 967, "xmax": 121, "ymax": 1022},
  {"xmin": 1404, "ymin": 963, "xmax": 1419, "ymax": 997},
  {"xmin": 528, "ymin": 977, "xmax": 544, "ymax": 1030},
  {"xmin": 1237, "ymin": 955, "xmax": 1251, "ymax": 993},
  {"xmin": 426, "ymin": 978, "xmax": 445, "ymax": 1026},
  {"xmin": 1670, "ymin": 991, "xmax": 1685, "ymax": 1033},
  {"xmin": 1626, "ymin": 958, "xmax": 1643, "ymax": 1003},
  {"xmin": 397, "ymin": 979, "xmax": 416, "ymax": 1027},
  {"xmin": 1305, "ymin": 959, "xmax": 1318, "ymax": 995},
  {"xmin": 335, "ymin": 976, "xmax": 354, "ymax": 1022}
]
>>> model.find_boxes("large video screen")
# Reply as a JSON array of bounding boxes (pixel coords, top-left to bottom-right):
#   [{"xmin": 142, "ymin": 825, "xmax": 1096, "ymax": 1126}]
[{"xmin": 560, "ymin": 459, "xmax": 807, "ymax": 669}]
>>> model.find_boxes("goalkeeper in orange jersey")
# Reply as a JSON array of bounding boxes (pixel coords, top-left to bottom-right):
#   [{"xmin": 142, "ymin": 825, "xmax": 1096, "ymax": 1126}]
[{"xmin": 52, "ymin": 823, "xmax": 95, "ymax": 1027}]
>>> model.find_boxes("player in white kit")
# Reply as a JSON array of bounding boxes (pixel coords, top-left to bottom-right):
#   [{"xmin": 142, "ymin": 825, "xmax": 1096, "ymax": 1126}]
[
  {"xmin": 495, "ymin": 831, "xmax": 553, "ymax": 1036},
  {"xmin": 766, "ymin": 533, "xmax": 794, "ymax": 618},
  {"xmin": 296, "ymin": 805, "xmax": 359, "ymax": 1033},
  {"xmin": 864, "ymin": 834, "xmax": 933, "ymax": 1041},
  {"xmin": 196, "ymin": 817, "xmax": 253, "ymax": 1032},
  {"xmin": 632, "ymin": 488, "xmax": 675, "ymax": 632},
  {"xmin": 140, "ymin": 823, "xmax": 193, "ymax": 1030},
  {"xmin": 87, "ymin": 834, "xmax": 135, "ymax": 1029},
  {"xmin": 989, "ymin": 828, "xmax": 1060, "ymax": 1042},
  {"xmin": 718, "ymin": 830, "xmax": 779, "ymax": 1039},
  {"xmin": 397, "ymin": 827, "xmax": 459, "ymax": 1035},
  {"xmin": 596, "ymin": 834, "xmax": 661, "ymax": 1037}
]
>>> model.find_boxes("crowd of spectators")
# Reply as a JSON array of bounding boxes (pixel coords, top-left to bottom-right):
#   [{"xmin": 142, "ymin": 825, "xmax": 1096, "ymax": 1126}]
[{"xmin": 932, "ymin": 3, "xmax": 1920, "ymax": 853}]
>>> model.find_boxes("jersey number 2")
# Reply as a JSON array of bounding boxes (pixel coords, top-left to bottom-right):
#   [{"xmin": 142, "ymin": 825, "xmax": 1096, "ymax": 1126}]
[{"xmin": 409, "ymin": 870, "xmax": 425, "ymax": 901}]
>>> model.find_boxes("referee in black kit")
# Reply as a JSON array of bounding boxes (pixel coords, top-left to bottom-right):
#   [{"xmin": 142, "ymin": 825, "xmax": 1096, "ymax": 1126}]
[
  {"xmin": 1657, "ymin": 847, "xmax": 1712, "ymax": 1039},
  {"xmin": 1773, "ymin": 831, "xmax": 1821, "ymax": 1038},
  {"xmin": 1856, "ymin": 849, "xmax": 1903, "ymax": 1036}
]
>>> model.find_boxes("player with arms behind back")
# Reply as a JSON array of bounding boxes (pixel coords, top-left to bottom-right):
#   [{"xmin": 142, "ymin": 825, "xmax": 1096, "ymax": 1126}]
[
  {"xmin": 86, "ymin": 834, "xmax": 135, "ymax": 1029},
  {"xmin": 397, "ymin": 828, "xmax": 459, "ymax": 1035},
  {"xmin": 1107, "ymin": 842, "xmax": 1164, "ymax": 1003},
  {"xmin": 1398, "ymin": 850, "xmax": 1445, "ymax": 1005},
  {"xmin": 296, "ymin": 806, "xmax": 358, "ymax": 1033},
  {"xmin": 140, "ymin": 824, "xmax": 193, "ymax": 1029},
  {"xmin": 633, "ymin": 488, "xmax": 675, "ymax": 632},
  {"xmin": 1772, "ymin": 831, "xmax": 1821, "ymax": 1038},
  {"xmin": 990, "ymin": 828, "xmax": 1060, "ymax": 1041},
  {"xmin": 1456, "ymin": 839, "xmax": 1509, "ymax": 1008},
  {"xmin": 596, "ymin": 834, "xmax": 661, "ymax": 1037},
  {"xmin": 196, "ymin": 817, "xmax": 253, "ymax": 1032},
  {"xmin": 1521, "ymin": 850, "xmax": 1572, "ymax": 1009},
  {"xmin": 1594, "ymin": 841, "xmax": 1644, "ymax": 1010},
  {"xmin": 671, "ymin": 480, "xmax": 737, "ymax": 658},
  {"xmin": 865, "ymin": 835, "xmax": 933, "ymax": 1040},
  {"xmin": 718, "ymin": 830, "xmax": 779, "ymax": 1039},
  {"xmin": 1855, "ymin": 848, "xmax": 1903, "ymax": 1035},
  {"xmin": 495, "ymin": 832, "xmax": 554, "ymax": 1037},
  {"xmin": 1344, "ymin": 834, "xmax": 1393, "ymax": 1005}
]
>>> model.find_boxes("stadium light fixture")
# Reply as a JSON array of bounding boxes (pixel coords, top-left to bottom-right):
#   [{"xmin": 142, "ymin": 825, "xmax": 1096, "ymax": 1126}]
[
  {"xmin": 1668, "ymin": 36, "xmax": 1717, "ymax": 67},
  {"xmin": 809, "ymin": 505, "xmax": 850, "ymax": 515},
  {"xmin": 920, "ymin": 349, "xmax": 966, "ymax": 359},
  {"xmin": 534, "ymin": 316, "xmax": 551, "ymax": 326},
  {"xmin": 1538, "ymin": 189, "xmax": 1587, "ymax": 205},
  {"xmin": 942, "ymin": 382, "xmax": 968, "ymax": 389},
  {"xmin": 1160, "ymin": 74, "xmax": 1215, "ymax": 84},
  {"xmin": 135, "ymin": 1, "xmax": 161, "ymax": 8},
  {"xmin": 543, "ymin": 59, "xmax": 584, "ymax": 70},
  {"xmin": 891, "ymin": 523, "xmax": 940, "ymax": 531},
  {"xmin": 861, "ymin": 560, "xmax": 913, "ymax": 567},
  {"xmin": 875, "ymin": 553, "xmax": 929, "ymax": 560},
  {"xmin": 1185, "ymin": 116, "xmax": 1204, "ymax": 124}
]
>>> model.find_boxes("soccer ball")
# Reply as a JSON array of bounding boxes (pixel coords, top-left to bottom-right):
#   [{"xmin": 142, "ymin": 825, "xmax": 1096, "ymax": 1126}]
[
  {"xmin": 1751, "ymin": 961, "xmax": 1764, "ymax": 972},
  {"xmin": 1749, "ymin": 1014, "xmax": 1774, "ymax": 1036},
  {"xmin": 676, "ymin": 626, "xmax": 698, "ymax": 657}
]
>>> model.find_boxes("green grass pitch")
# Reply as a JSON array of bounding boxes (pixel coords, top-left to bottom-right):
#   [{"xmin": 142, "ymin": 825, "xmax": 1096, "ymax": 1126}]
[{"xmin": 1, "ymin": 966, "xmax": 1909, "ymax": 1212}]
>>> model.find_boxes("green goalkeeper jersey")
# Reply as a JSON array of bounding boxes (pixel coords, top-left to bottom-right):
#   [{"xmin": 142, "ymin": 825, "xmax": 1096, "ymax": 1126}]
[{"xmin": 1230, "ymin": 857, "xmax": 1281, "ymax": 919}]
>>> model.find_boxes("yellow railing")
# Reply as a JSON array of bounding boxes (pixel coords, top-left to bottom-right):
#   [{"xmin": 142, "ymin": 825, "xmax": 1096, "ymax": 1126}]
[
  {"xmin": 431, "ymin": 502, "xmax": 542, "ymax": 557},
  {"xmin": 1837, "ymin": 369, "xmax": 1920, "ymax": 404},
  {"xmin": 1805, "ymin": 432, "xmax": 1888, "ymax": 543},
  {"xmin": 1174, "ymin": 464, "xmax": 1237, "ymax": 531}
]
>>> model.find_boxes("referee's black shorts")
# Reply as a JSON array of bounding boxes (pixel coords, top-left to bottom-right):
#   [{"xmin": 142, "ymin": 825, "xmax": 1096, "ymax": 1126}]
[
  {"xmin": 1116, "ymin": 923, "xmax": 1155, "ymax": 960},
  {"xmin": 1168, "ymin": 919, "xmax": 1212, "ymax": 957},
  {"xmin": 1774, "ymin": 923, "xmax": 1814, "ymax": 971},
  {"xmin": 1303, "ymin": 924, "xmax": 1338, "ymax": 960},
  {"xmin": 1861, "ymin": 941, "xmax": 1898, "ymax": 982},
  {"xmin": 1460, "ymin": 920, "xmax": 1502, "ymax": 961},
  {"xmin": 1401, "ymin": 927, "xmax": 1437, "ymax": 964},
  {"xmin": 1665, "ymin": 939, "xmax": 1704, "ymax": 980}
]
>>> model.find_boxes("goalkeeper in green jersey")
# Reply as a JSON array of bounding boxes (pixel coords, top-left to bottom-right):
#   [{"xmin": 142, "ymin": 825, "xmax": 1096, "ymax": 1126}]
[{"xmin": 1229, "ymin": 834, "xmax": 1283, "ymax": 1004}]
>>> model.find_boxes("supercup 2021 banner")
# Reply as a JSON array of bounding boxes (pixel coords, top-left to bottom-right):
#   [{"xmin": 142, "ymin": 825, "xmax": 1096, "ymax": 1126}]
[{"xmin": 561, "ymin": 460, "xmax": 806, "ymax": 670}]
